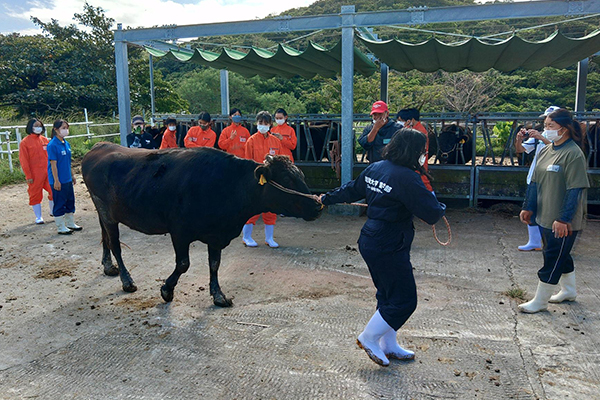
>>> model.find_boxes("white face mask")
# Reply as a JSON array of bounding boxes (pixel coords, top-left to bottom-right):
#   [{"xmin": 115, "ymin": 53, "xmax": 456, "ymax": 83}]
[
  {"xmin": 59, "ymin": 129, "xmax": 69, "ymax": 138},
  {"xmin": 257, "ymin": 124, "xmax": 270, "ymax": 134},
  {"xmin": 544, "ymin": 129, "xmax": 562, "ymax": 142},
  {"xmin": 168, "ymin": 125, "xmax": 176, "ymax": 131},
  {"xmin": 397, "ymin": 121, "xmax": 405, "ymax": 128},
  {"xmin": 419, "ymin": 154, "xmax": 426, "ymax": 166},
  {"xmin": 33, "ymin": 126, "xmax": 43, "ymax": 134},
  {"xmin": 275, "ymin": 119, "xmax": 286, "ymax": 125}
]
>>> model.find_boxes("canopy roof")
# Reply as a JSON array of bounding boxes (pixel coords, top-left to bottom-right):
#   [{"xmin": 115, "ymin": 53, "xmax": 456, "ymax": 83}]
[
  {"xmin": 358, "ymin": 30, "xmax": 600, "ymax": 73},
  {"xmin": 145, "ymin": 41, "xmax": 378, "ymax": 79}
]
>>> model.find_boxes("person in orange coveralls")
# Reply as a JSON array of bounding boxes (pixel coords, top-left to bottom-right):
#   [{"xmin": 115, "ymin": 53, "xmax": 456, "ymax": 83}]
[
  {"xmin": 19, "ymin": 118, "xmax": 54, "ymax": 224},
  {"xmin": 184, "ymin": 112, "xmax": 216, "ymax": 148},
  {"xmin": 270, "ymin": 108, "xmax": 297, "ymax": 162},
  {"xmin": 242, "ymin": 111, "xmax": 282, "ymax": 248},
  {"xmin": 218, "ymin": 108, "xmax": 250, "ymax": 158},
  {"xmin": 397, "ymin": 108, "xmax": 433, "ymax": 192},
  {"xmin": 160, "ymin": 117, "xmax": 179, "ymax": 149}
]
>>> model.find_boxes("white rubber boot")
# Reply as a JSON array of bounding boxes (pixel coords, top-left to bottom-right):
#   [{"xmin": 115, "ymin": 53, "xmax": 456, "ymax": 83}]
[
  {"xmin": 549, "ymin": 272, "xmax": 577, "ymax": 303},
  {"xmin": 518, "ymin": 225, "xmax": 542, "ymax": 251},
  {"xmin": 32, "ymin": 203, "xmax": 44, "ymax": 224},
  {"xmin": 48, "ymin": 200, "xmax": 54, "ymax": 217},
  {"xmin": 380, "ymin": 328, "xmax": 415, "ymax": 361},
  {"xmin": 518, "ymin": 281, "xmax": 556, "ymax": 313},
  {"xmin": 357, "ymin": 310, "xmax": 391, "ymax": 366},
  {"xmin": 54, "ymin": 216, "xmax": 73, "ymax": 235},
  {"xmin": 64, "ymin": 213, "xmax": 82, "ymax": 231},
  {"xmin": 242, "ymin": 224, "xmax": 258, "ymax": 247},
  {"xmin": 264, "ymin": 224, "xmax": 279, "ymax": 248}
]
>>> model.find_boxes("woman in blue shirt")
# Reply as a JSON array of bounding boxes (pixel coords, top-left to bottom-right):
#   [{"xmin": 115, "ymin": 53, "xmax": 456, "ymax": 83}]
[
  {"xmin": 47, "ymin": 120, "xmax": 83, "ymax": 235},
  {"xmin": 321, "ymin": 128, "xmax": 446, "ymax": 367}
]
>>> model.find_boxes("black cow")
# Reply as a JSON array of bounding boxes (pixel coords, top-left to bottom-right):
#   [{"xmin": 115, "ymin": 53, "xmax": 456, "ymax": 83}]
[
  {"xmin": 587, "ymin": 122, "xmax": 599, "ymax": 168},
  {"xmin": 81, "ymin": 143, "xmax": 322, "ymax": 307},
  {"xmin": 436, "ymin": 124, "xmax": 473, "ymax": 164}
]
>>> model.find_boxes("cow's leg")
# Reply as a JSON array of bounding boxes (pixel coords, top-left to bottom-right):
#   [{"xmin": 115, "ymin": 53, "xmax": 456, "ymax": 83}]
[
  {"xmin": 208, "ymin": 245, "xmax": 233, "ymax": 307},
  {"xmin": 105, "ymin": 222, "xmax": 137, "ymax": 293},
  {"xmin": 99, "ymin": 216, "xmax": 118, "ymax": 276},
  {"xmin": 160, "ymin": 239, "xmax": 191, "ymax": 303}
]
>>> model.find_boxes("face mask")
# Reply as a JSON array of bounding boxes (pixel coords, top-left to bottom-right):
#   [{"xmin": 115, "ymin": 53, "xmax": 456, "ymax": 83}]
[
  {"xmin": 134, "ymin": 126, "xmax": 142, "ymax": 134},
  {"xmin": 544, "ymin": 129, "xmax": 562, "ymax": 142},
  {"xmin": 232, "ymin": 115, "xmax": 242, "ymax": 124},
  {"xmin": 59, "ymin": 129, "xmax": 69, "ymax": 138},
  {"xmin": 257, "ymin": 124, "xmax": 270, "ymax": 134},
  {"xmin": 168, "ymin": 125, "xmax": 176, "ymax": 131},
  {"xmin": 397, "ymin": 121, "xmax": 405, "ymax": 128},
  {"xmin": 199, "ymin": 124, "xmax": 209, "ymax": 130},
  {"xmin": 372, "ymin": 119, "xmax": 378, "ymax": 124},
  {"xmin": 33, "ymin": 126, "xmax": 43, "ymax": 134},
  {"xmin": 419, "ymin": 154, "xmax": 426, "ymax": 166},
  {"xmin": 275, "ymin": 119, "xmax": 285, "ymax": 125}
]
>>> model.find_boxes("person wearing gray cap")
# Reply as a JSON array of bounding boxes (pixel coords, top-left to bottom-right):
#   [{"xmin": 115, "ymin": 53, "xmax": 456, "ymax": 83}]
[{"xmin": 126, "ymin": 115, "xmax": 156, "ymax": 149}]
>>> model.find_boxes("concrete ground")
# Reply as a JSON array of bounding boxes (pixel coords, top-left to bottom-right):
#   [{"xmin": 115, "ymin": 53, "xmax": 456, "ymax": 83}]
[{"xmin": 0, "ymin": 178, "xmax": 599, "ymax": 400}]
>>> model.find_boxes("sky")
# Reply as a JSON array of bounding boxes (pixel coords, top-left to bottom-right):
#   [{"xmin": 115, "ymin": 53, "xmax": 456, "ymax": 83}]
[{"xmin": 0, "ymin": 0, "xmax": 318, "ymax": 35}]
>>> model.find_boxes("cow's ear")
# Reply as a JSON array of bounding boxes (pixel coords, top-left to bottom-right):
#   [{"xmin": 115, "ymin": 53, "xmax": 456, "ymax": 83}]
[
  {"xmin": 264, "ymin": 154, "xmax": 274, "ymax": 165},
  {"xmin": 254, "ymin": 165, "xmax": 271, "ymax": 185}
]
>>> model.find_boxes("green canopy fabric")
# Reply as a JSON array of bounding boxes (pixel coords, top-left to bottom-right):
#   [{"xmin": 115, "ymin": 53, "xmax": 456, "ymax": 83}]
[
  {"xmin": 145, "ymin": 41, "xmax": 378, "ymax": 78},
  {"xmin": 358, "ymin": 30, "xmax": 600, "ymax": 73}
]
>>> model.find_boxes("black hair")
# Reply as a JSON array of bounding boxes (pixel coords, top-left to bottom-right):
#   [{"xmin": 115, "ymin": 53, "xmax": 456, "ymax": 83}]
[
  {"xmin": 198, "ymin": 112, "xmax": 211, "ymax": 123},
  {"xmin": 547, "ymin": 108, "xmax": 586, "ymax": 151},
  {"xmin": 165, "ymin": 118, "xmax": 177, "ymax": 125},
  {"xmin": 25, "ymin": 118, "xmax": 45, "ymax": 135},
  {"xmin": 397, "ymin": 108, "xmax": 420, "ymax": 121},
  {"xmin": 274, "ymin": 108, "xmax": 288, "ymax": 117},
  {"xmin": 51, "ymin": 119, "xmax": 69, "ymax": 138},
  {"xmin": 382, "ymin": 128, "xmax": 431, "ymax": 179},
  {"xmin": 229, "ymin": 108, "xmax": 242, "ymax": 116},
  {"xmin": 256, "ymin": 111, "xmax": 273, "ymax": 125}
]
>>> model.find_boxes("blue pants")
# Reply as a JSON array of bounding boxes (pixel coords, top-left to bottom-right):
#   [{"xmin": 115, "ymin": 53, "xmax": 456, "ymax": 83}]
[
  {"xmin": 358, "ymin": 219, "xmax": 417, "ymax": 331},
  {"xmin": 51, "ymin": 181, "xmax": 76, "ymax": 217},
  {"xmin": 538, "ymin": 227, "xmax": 579, "ymax": 285}
]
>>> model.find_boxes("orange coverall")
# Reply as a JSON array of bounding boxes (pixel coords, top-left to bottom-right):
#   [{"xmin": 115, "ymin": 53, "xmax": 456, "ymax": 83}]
[
  {"xmin": 19, "ymin": 134, "xmax": 53, "ymax": 205},
  {"xmin": 244, "ymin": 132, "xmax": 282, "ymax": 225},
  {"xmin": 412, "ymin": 121, "xmax": 433, "ymax": 192},
  {"xmin": 218, "ymin": 124, "xmax": 250, "ymax": 158},
  {"xmin": 184, "ymin": 126, "xmax": 216, "ymax": 148},
  {"xmin": 160, "ymin": 130, "xmax": 178, "ymax": 149},
  {"xmin": 271, "ymin": 123, "xmax": 297, "ymax": 162}
]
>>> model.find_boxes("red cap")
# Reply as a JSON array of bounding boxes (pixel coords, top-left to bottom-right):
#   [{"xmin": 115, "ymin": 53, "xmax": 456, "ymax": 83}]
[{"xmin": 370, "ymin": 101, "xmax": 388, "ymax": 114}]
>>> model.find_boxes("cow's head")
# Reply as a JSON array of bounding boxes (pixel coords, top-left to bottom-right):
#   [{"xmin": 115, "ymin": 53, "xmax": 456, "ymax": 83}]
[
  {"xmin": 437, "ymin": 125, "xmax": 471, "ymax": 164},
  {"xmin": 255, "ymin": 155, "xmax": 322, "ymax": 221}
]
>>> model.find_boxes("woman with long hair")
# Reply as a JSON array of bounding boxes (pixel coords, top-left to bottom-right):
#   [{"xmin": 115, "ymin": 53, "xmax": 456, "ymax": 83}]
[
  {"xmin": 320, "ymin": 128, "xmax": 446, "ymax": 366},
  {"xmin": 519, "ymin": 108, "xmax": 589, "ymax": 313}
]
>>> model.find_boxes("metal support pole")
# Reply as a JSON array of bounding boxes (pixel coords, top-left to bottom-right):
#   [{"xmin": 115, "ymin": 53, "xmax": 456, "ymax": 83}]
[
  {"xmin": 341, "ymin": 6, "xmax": 355, "ymax": 185},
  {"xmin": 115, "ymin": 24, "xmax": 132, "ymax": 146},
  {"xmin": 380, "ymin": 63, "xmax": 389, "ymax": 104},
  {"xmin": 84, "ymin": 108, "xmax": 91, "ymax": 139},
  {"xmin": 149, "ymin": 54, "xmax": 156, "ymax": 126},
  {"xmin": 575, "ymin": 58, "xmax": 589, "ymax": 112},
  {"xmin": 220, "ymin": 69, "xmax": 230, "ymax": 116}
]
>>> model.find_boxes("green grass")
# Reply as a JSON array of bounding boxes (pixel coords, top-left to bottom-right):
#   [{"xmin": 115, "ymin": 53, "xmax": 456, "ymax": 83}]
[
  {"xmin": 0, "ymin": 158, "xmax": 25, "ymax": 186},
  {"xmin": 503, "ymin": 287, "xmax": 527, "ymax": 301}
]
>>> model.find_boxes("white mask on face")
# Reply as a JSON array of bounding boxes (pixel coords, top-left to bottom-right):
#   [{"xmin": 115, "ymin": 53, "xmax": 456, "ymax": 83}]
[
  {"xmin": 419, "ymin": 154, "xmax": 426, "ymax": 166},
  {"xmin": 168, "ymin": 125, "xmax": 176, "ymax": 131},
  {"xmin": 257, "ymin": 124, "xmax": 270, "ymax": 134},
  {"xmin": 397, "ymin": 121, "xmax": 405, "ymax": 128},
  {"xmin": 59, "ymin": 129, "xmax": 69, "ymax": 137},
  {"xmin": 544, "ymin": 129, "xmax": 562, "ymax": 142},
  {"xmin": 275, "ymin": 119, "xmax": 285, "ymax": 125},
  {"xmin": 33, "ymin": 126, "xmax": 43, "ymax": 134}
]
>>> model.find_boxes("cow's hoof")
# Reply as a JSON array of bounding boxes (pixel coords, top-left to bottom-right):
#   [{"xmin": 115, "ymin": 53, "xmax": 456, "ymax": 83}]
[
  {"xmin": 213, "ymin": 294, "xmax": 233, "ymax": 307},
  {"xmin": 161, "ymin": 285, "xmax": 174, "ymax": 302},
  {"xmin": 122, "ymin": 283, "xmax": 137, "ymax": 293},
  {"xmin": 103, "ymin": 264, "xmax": 119, "ymax": 276}
]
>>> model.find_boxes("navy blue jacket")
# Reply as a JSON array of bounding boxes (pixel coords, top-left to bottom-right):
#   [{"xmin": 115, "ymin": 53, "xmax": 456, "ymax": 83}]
[{"xmin": 322, "ymin": 160, "xmax": 445, "ymax": 227}]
